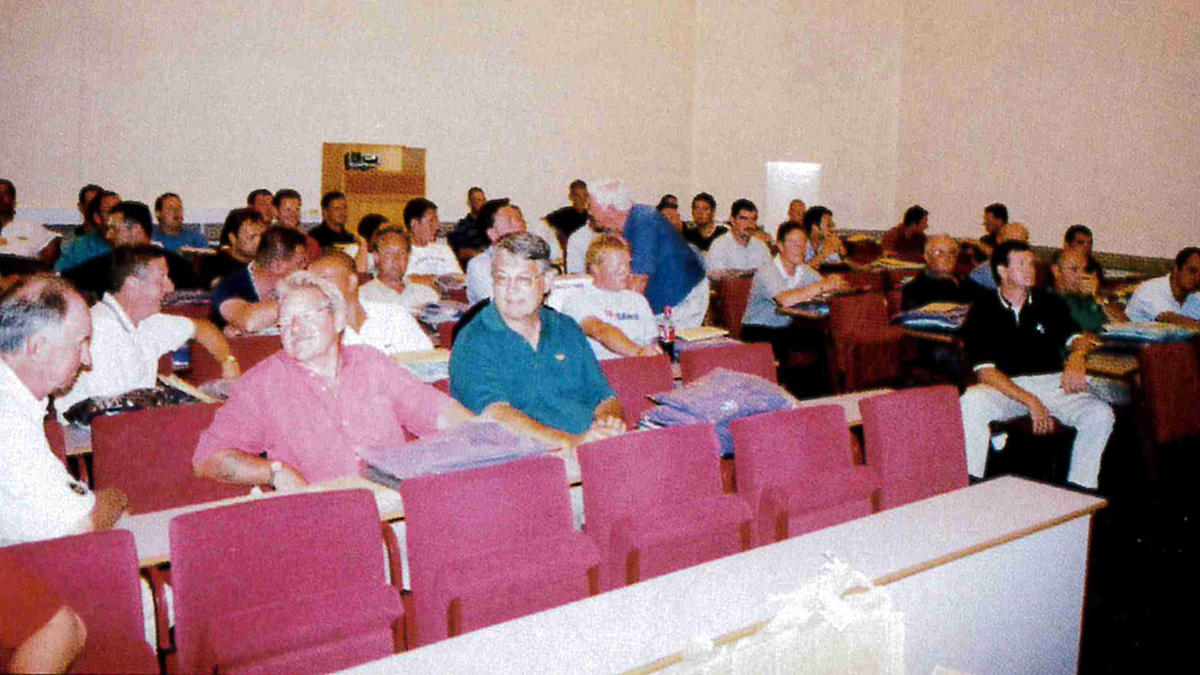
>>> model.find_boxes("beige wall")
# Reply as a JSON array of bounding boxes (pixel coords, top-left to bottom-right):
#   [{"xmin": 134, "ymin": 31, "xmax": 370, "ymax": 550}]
[{"xmin": 897, "ymin": 0, "xmax": 1200, "ymax": 256}]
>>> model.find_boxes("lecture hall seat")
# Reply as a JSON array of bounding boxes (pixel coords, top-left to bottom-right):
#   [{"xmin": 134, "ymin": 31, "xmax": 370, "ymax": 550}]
[
  {"xmin": 1136, "ymin": 341, "xmax": 1200, "ymax": 480},
  {"xmin": 599, "ymin": 354, "xmax": 674, "ymax": 427},
  {"xmin": 729, "ymin": 406, "xmax": 880, "ymax": 545},
  {"xmin": 168, "ymin": 489, "xmax": 404, "ymax": 675},
  {"xmin": 677, "ymin": 340, "xmax": 777, "ymax": 384},
  {"xmin": 859, "ymin": 385, "xmax": 969, "ymax": 510},
  {"xmin": 578, "ymin": 424, "xmax": 753, "ymax": 590},
  {"xmin": 827, "ymin": 291, "xmax": 906, "ymax": 392},
  {"xmin": 401, "ymin": 455, "xmax": 601, "ymax": 647}
]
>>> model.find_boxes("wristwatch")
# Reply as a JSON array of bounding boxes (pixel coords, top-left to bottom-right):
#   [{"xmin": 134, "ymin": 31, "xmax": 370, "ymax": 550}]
[{"xmin": 268, "ymin": 460, "xmax": 283, "ymax": 487}]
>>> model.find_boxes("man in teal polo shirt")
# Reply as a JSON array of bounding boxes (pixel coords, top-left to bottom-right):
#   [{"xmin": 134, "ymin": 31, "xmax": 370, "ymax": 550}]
[{"xmin": 450, "ymin": 232, "xmax": 627, "ymax": 449}]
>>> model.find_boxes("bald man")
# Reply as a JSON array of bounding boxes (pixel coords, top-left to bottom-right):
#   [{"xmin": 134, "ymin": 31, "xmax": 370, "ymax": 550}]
[
  {"xmin": 307, "ymin": 251, "xmax": 433, "ymax": 356},
  {"xmin": 901, "ymin": 234, "xmax": 982, "ymax": 310}
]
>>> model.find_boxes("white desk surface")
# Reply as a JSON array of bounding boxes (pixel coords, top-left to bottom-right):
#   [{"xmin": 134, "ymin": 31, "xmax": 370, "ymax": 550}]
[
  {"xmin": 792, "ymin": 387, "xmax": 893, "ymax": 425},
  {"xmin": 344, "ymin": 476, "xmax": 1104, "ymax": 675}
]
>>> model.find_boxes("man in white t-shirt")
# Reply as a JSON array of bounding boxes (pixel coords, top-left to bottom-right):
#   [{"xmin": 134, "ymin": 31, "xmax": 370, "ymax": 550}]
[
  {"xmin": 705, "ymin": 198, "xmax": 773, "ymax": 274},
  {"xmin": 566, "ymin": 218, "xmax": 605, "ymax": 274},
  {"xmin": 359, "ymin": 228, "xmax": 440, "ymax": 311},
  {"xmin": 56, "ymin": 246, "xmax": 239, "ymax": 415},
  {"xmin": 403, "ymin": 197, "xmax": 461, "ymax": 279},
  {"xmin": 1, "ymin": 275, "xmax": 128, "ymax": 546},
  {"xmin": 1125, "ymin": 247, "xmax": 1200, "ymax": 327},
  {"xmin": 0, "ymin": 178, "xmax": 59, "ymax": 261},
  {"xmin": 309, "ymin": 250, "xmax": 434, "ymax": 355},
  {"xmin": 466, "ymin": 198, "xmax": 528, "ymax": 305},
  {"xmin": 558, "ymin": 235, "xmax": 661, "ymax": 360}
]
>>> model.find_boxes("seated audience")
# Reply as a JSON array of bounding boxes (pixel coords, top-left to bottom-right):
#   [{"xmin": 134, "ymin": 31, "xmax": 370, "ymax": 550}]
[
  {"xmin": 272, "ymin": 188, "xmax": 322, "ymax": 261},
  {"xmin": 1050, "ymin": 247, "xmax": 1125, "ymax": 332},
  {"xmin": 450, "ymin": 232, "xmax": 625, "ymax": 449},
  {"xmin": 198, "ymin": 207, "xmax": 265, "ymax": 287},
  {"xmin": 784, "ymin": 198, "xmax": 806, "ymax": 228},
  {"xmin": 565, "ymin": 211, "xmax": 605, "ymax": 274},
  {"xmin": 0, "ymin": 275, "xmax": 128, "ymax": 546},
  {"xmin": 1125, "ymin": 246, "xmax": 1200, "ymax": 327},
  {"xmin": 75, "ymin": 184, "xmax": 102, "ymax": 234},
  {"xmin": 881, "ymin": 204, "xmax": 929, "ymax": 262},
  {"xmin": 0, "ymin": 179, "xmax": 59, "ymax": 262},
  {"xmin": 976, "ymin": 202, "xmax": 1008, "ymax": 258},
  {"xmin": 741, "ymin": 221, "xmax": 848, "ymax": 367},
  {"xmin": 61, "ymin": 201, "xmax": 202, "ymax": 300},
  {"xmin": 55, "ymin": 190, "xmax": 120, "ymax": 272},
  {"xmin": 308, "ymin": 251, "xmax": 433, "ymax": 355},
  {"xmin": 968, "ymin": 222, "xmax": 1029, "ymax": 290},
  {"xmin": 307, "ymin": 191, "xmax": 357, "ymax": 248},
  {"xmin": 56, "ymin": 246, "xmax": 239, "ymax": 415},
  {"xmin": 358, "ymin": 228, "xmax": 440, "ymax": 310},
  {"xmin": 959, "ymin": 240, "xmax": 1114, "ymax": 491},
  {"xmin": 210, "ymin": 225, "xmax": 308, "ymax": 332},
  {"xmin": 558, "ymin": 235, "xmax": 660, "ymax": 359},
  {"xmin": 901, "ymin": 234, "xmax": 982, "ymax": 310},
  {"xmin": 803, "ymin": 205, "xmax": 846, "ymax": 265},
  {"xmin": 151, "ymin": 192, "xmax": 209, "ymax": 252},
  {"xmin": 682, "ymin": 192, "xmax": 727, "ymax": 252},
  {"xmin": 1063, "ymin": 223, "xmax": 1104, "ymax": 282},
  {"xmin": 355, "ymin": 213, "xmax": 390, "ymax": 246},
  {"xmin": 466, "ymin": 198, "xmax": 527, "ymax": 305},
  {"xmin": 447, "ymin": 186, "xmax": 489, "ymax": 262},
  {"xmin": 194, "ymin": 272, "xmax": 472, "ymax": 487},
  {"xmin": 246, "ymin": 188, "xmax": 275, "ymax": 225},
  {"xmin": 590, "ymin": 180, "xmax": 710, "ymax": 329},
  {"xmin": 523, "ymin": 208, "xmax": 564, "ymax": 267},
  {"xmin": 657, "ymin": 194, "xmax": 682, "ymax": 231},
  {"xmin": 0, "ymin": 561, "xmax": 86, "ymax": 674},
  {"xmin": 705, "ymin": 198, "xmax": 773, "ymax": 274},
  {"xmin": 403, "ymin": 197, "xmax": 461, "ymax": 280},
  {"xmin": 544, "ymin": 179, "xmax": 590, "ymax": 247}
]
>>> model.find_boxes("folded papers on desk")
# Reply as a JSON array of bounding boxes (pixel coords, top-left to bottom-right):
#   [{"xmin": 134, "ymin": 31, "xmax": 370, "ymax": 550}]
[
  {"xmin": 357, "ymin": 421, "xmax": 553, "ymax": 487},
  {"xmin": 1102, "ymin": 321, "xmax": 1198, "ymax": 343},
  {"xmin": 895, "ymin": 302, "xmax": 969, "ymax": 332}
]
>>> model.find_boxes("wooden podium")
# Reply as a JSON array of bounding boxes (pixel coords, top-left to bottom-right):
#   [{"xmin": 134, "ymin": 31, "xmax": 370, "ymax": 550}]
[{"xmin": 320, "ymin": 143, "xmax": 426, "ymax": 233}]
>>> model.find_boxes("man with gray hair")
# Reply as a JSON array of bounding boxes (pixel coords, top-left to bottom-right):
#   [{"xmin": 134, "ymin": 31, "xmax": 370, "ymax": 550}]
[
  {"xmin": 1, "ymin": 275, "xmax": 129, "ymax": 546},
  {"xmin": 588, "ymin": 179, "xmax": 709, "ymax": 328},
  {"xmin": 194, "ymin": 270, "xmax": 474, "ymax": 488},
  {"xmin": 450, "ymin": 232, "xmax": 626, "ymax": 450}
]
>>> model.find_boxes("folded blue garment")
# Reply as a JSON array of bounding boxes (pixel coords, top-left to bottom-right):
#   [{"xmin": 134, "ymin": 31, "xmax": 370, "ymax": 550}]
[{"xmin": 357, "ymin": 421, "xmax": 552, "ymax": 486}]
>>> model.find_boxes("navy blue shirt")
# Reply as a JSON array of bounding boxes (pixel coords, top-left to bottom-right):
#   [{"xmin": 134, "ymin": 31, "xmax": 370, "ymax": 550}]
[
  {"xmin": 210, "ymin": 266, "xmax": 259, "ymax": 328},
  {"xmin": 962, "ymin": 289, "xmax": 1079, "ymax": 377},
  {"xmin": 624, "ymin": 205, "xmax": 705, "ymax": 313}
]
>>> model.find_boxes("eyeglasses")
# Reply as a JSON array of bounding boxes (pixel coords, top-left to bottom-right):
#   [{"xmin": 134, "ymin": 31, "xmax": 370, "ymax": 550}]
[
  {"xmin": 492, "ymin": 273, "xmax": 542, "ymax": 290},
  {"xmin": 279, "ymin": 304, "xmax": 333, "ymax": 328}
]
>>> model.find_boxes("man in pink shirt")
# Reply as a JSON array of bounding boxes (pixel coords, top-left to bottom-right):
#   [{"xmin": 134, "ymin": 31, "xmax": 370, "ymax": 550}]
[{"xmin": 193, "ymin": 271, "xmax": 474, "ymax": 488}]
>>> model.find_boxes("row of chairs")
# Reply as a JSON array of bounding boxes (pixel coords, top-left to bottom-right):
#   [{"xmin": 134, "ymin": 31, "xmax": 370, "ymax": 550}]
[{"xmin": 1135, "ymin": 337, "xmax": 1200, "ymax": 479}]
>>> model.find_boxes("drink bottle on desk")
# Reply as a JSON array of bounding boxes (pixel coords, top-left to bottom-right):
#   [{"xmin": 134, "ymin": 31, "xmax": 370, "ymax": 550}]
[{"xmin": 658, "ymin": 306, "xmax": 677, "ymax": 362}]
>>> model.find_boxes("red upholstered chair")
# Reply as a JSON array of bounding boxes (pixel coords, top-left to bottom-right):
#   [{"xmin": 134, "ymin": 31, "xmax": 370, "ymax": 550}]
[
  {"xmin": 578, "ymin": 424, "xmax": 753, "ymax": 590},
  {"xmin": 401, "ymin": 456, "xmax": 601, "ymax": 647},
  {"xmin": 859, "ymin": 385, "xmax": 969, "ymax": 510},
  {"xmin": 827, "ymin": 292, "xmax": 906, "ymax": 392},
  {"xmin": 90, "ymin": 403, "xmax": 245, "ymax": 514},
  {"xmin": 1136, "ymin": 342, "xmax": 1200, "ymax": 479},
  {"xmin": 43, "ymin": 416, "xmax": 67, "ymax": 466},
  {"xmin": 710, "ymin": 273, "xmax": 755, "ymax": 340},
  {"xmin": 729, "ymin": 406, "xmax": 879, "ymax": 545},
  {"xmin": 436, "ymin": 320, "xmax": 455, "ymax": 349},
  {"xmin": 678, "ymin": 341, "xmax": 777, "ymax": 384},
  {"xmin": 0, "ymin": 531, "xmax": 158, "ymax": 674},
  {"xmin": 599, "ymin": 354, "xmax": 674, "ymax": 427},
  {"xmin": 168, "ymin": 489, "xmax": 404, "ymax": 675},
  {"xmin": 186, "ymin": 334, "xmax": 282, "ymax": 384}
]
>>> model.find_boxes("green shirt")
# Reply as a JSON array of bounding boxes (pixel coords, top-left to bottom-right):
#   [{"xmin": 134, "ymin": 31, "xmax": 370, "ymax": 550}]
[
  {"xmin": 449, "ymin": 303, "xmax": 616, "ymax": 435},
  {"xmin": 1054, "ymin": 292, "xmax": 1108, "ymax": 333}
]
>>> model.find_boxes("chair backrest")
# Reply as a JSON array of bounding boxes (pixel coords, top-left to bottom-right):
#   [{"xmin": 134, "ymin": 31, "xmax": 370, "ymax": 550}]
[
  {"xmin": 843, "ymin": 270, "xmax": 885, "ymax": 293},
  {"xmin": 578, "ymin": 424, "xmax": 724, "ymax": 542},
  {"xmin": 169, "ymin": 489, "xmax": 388, "ymax": 674},
  {"xmin": 0, "ymin": 530, "xmax": 154, "ymax": 673},
  {"xmin": 187, "ymin": 334, "xmax": 283, "ymax": 384},
  {"xmin": 859, "ymin": 385, "xmax": 968, "ymax": 509},
  {"xmin": 829, "ymin": 291, "xmax": 891, "ymax": 338},
  {"xmin": 1137, "ymin": 342, "xmax": 1200, "ymax": 444},
  {"xmin": 90, "ymin": 403, "xmax": 245, "ymax": 514},
  {"xmin": 600, "ymin": 355, "xmax": 674, "ymax": 427},
  {"xmin": 729, "ymin": 405, "xmax": 855, "ymax": 509},
  {"xmin": 711, "ymin": 274, "xmax": 754, "ymax": 340},
  {"xmin": 678, "ymin": 341, "xmax": 777, "ymax": 384}
]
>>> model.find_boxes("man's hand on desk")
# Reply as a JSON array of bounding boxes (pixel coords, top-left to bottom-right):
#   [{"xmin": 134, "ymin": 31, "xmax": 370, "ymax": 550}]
[
  {"xmin": 270, "ymin": 463, "xmax": 309, "ymax": 491},
  {"xmin": 408, "ymin": 274, "xmax": 439, "ymax": 288},
  {"xmin": 820, "ymin": 274, "xmax": 850, "ymax": 294},
  {"xmin": 573, "ymin": 415, "xmax": 627, "ymax": 449}
]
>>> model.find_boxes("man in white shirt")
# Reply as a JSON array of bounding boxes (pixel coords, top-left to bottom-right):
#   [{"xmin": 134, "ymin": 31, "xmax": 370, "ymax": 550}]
[
  {"xmin": 565, "ymin": 218, "xmax": 604, "ymax": 274},
  {"xmin": 466, "ymin": 198, "xmax": 528, "ymax": 305},
  {"xmin": 1126, "ymin": 247, "xmax": 1200, "ymax": 327},
  {"xmin": 308, "ymin": 250, "xmax": 434, "ymax": 355},
  {"xmin": 1, "ymin": 275, "xmax": 128, "ymax": 546},
  {"xmin": 0, "ymin": 178, "xmax": 59, "ymax": 261},
  {"xmin": 56, "ymin": 246, "xmax": 239, "ymax": 415},
  {"xmin": 559, "ymin": 235, "xmax": 661, "ymax": 360},
  {"xmin": 705, "ymin": 198, "xmax": 773, "ymax": 274},
  {"xmin": 404, "ymin": 197, "xmax": 461, "ymax": 279},
  {"xmin": 359, "ymin": 228, "xmax": 440, "ymax": 310}
]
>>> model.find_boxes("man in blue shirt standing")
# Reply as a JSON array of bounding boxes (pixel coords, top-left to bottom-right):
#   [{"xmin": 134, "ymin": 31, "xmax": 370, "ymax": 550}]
[
  {"xmin": 588, "ymin": 180, "xmax": 709, "ymax": 328},
  {"xmin": 450, "ymin": 232, "xmax": 626, "ymax": 450}
]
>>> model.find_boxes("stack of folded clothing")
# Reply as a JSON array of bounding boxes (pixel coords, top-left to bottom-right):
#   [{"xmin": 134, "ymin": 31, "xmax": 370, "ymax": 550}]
[
  {"xmin": 641, "ymin": 368, "xmax": 798, "ymax": 457},
  {"xmin": 415, "ymin": 300, "xmax": 468, "ymax": 332},
  {"xmin": 1103, "ymin": 321, "xmax": 1199, "ymax": 343},
  {"xmin": 357, "ymin": 421, "xmax": 552, "ymax": 488},
  {"xmin": 895, "ymin": 302, "xmax": 970, "ymax": 331}
]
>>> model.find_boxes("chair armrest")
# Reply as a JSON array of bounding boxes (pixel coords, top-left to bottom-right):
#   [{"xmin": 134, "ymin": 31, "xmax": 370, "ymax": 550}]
[
  {"xmin": 610, "ymin": 517, "xmax": 637, "ymax": 586},
  {"xmin": 380, "ymin": 521, "xmax": 404, "ymax": 591},
  {"xmin": 143, "ymin": 565, "xmax": 174, "ymax": 654},
  {"xmin": 759, "ymin": 486, "xmax": 789, "ymax": 544}
]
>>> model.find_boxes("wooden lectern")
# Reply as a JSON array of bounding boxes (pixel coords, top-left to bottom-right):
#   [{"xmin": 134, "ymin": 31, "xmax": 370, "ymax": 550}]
[{"xmin": 320, "ymin": 143, "xmax": 426, "ymax": 234}]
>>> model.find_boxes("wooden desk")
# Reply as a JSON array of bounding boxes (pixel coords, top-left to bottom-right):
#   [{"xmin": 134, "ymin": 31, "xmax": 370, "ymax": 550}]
[{"xmin": 345, "ymin": 477, "xmax": 1104, "ymax": 675}]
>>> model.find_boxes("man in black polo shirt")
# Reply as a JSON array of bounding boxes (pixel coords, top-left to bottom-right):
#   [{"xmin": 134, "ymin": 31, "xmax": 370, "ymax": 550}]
[{"xmin": 959, "ymin": 240, "xmax": 1114, "ymax": 491}]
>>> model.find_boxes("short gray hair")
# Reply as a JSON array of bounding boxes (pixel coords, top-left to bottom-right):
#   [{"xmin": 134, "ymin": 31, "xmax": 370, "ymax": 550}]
[
  {"xmin": 493, "ymin": 232, "xmax": 552, "ymax": 274},
  {"xmin": 0, "ymin": 275, "xmax": 77, "ymax": 353},
  {"xmin": 277, "ymin": 270, "xmax": 347, "ymax": 328},
  {"xmin": 587, "ymin": 179, "xmax": 633, "ymax": 211}
]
